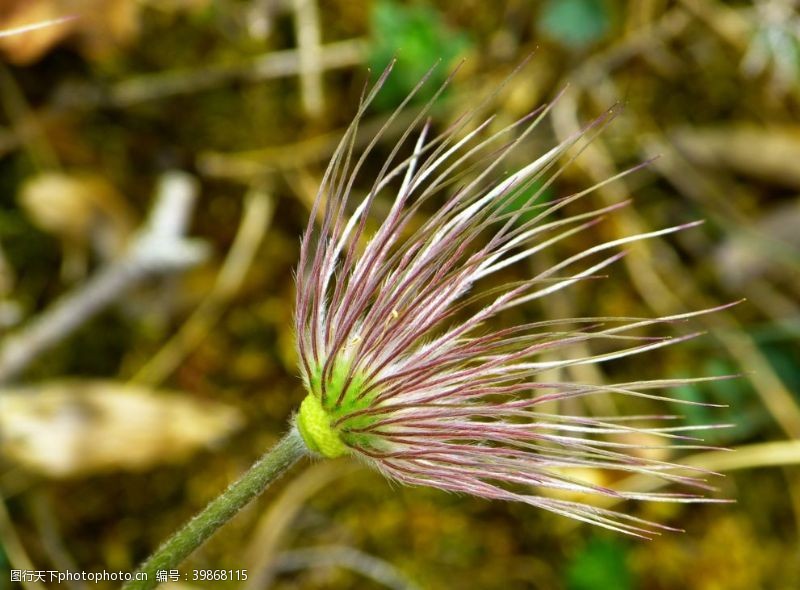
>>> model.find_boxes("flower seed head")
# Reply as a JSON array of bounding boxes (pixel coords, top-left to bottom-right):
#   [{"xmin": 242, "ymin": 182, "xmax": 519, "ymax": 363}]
[{"xmin": 293, "ymin": 62, "xmax": 729, "ymax": 537}]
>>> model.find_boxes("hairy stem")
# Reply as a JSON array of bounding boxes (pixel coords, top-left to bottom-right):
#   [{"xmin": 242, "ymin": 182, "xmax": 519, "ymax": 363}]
[{"xmin": 124, "ymin": 428, "xmax": 307, "ymax": 590}]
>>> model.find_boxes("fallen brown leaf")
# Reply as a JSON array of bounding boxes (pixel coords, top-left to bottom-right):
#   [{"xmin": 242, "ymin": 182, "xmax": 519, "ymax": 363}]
[{"xmin": 0, "ymin": 380, "xmax": 243, "ymax": 477}]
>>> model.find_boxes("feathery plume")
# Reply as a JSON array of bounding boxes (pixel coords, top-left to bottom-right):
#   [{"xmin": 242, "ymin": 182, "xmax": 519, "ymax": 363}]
[{"xmin": 293, "ymin": 62, "xmax": 728, "ymax": 538}]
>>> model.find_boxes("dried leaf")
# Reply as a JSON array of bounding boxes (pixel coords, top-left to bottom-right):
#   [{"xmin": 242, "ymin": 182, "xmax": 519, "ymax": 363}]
[
  {"xmin": 18, "ymin": 172, "xmax": 136, "ymax": 279},
  {"xmin": 0, "ymin": 380, "xmax": 242, "ymax": 477}
]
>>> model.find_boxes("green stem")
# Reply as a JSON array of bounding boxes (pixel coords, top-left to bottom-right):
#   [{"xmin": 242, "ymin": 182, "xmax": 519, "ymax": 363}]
[{"xmin": 123, "ymin": 428, "xmax": 307, "ymax": 590}]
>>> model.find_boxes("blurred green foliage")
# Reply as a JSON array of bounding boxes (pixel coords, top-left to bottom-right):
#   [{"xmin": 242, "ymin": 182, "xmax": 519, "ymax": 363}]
[
  {"xmin": 497, "ymin": 180, "xmax": 555, "ymax": 227},
  {"xmin": 368, "ymin": 0, "xmax": 470, "ymax": 109},
  {"xmin": 566, "ymin": 536, "xmax": 632, "ymax": 590},
  {"xmin": 537, "ymin": 0, "xmax": 611, "ymax": 49},
  {"xmin": 757, "ymin": 335, "xmax": 800, "ymax": 401},
  {"xmin": 671, "ymin": 358, "xmax": 768, "ymax": 444}
]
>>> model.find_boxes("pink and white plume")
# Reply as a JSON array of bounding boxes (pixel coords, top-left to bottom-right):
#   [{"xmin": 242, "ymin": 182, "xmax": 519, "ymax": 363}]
[{"xmin": 293, "ymin": 63, "xmax": 729, "ymax": 538}]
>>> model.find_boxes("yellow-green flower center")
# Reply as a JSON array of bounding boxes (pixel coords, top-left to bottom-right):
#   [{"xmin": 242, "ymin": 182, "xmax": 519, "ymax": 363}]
[
  {"xmin": 295, "ymin": 357, "xmax": 381, "ymax": 458},
  {"xmin": 296, "ymin": 393, "xmax": 348, "ymax": 457}
]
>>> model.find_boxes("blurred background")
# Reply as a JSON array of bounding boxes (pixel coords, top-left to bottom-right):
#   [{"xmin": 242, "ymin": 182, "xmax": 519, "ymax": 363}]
[{"xmin": 0, "ymin": 0, "xmax": 799, "ymax": 588}]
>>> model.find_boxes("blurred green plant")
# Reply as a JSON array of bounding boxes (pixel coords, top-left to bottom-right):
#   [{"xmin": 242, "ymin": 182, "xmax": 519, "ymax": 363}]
[
  {"xmin": 566, "ymin": 536, "xmax": 632, "ymax": 590},
  {"xmin": 497, "ymin": 179, "xmax": 555, "ymax": 227},
  {"xmin": 368, "ymin": 0, "xmax": 470, "ymax": 109},
  {"xmin": 537, "ymin": 0, "xmax": 611, "ymax": 50},
  {"xmin": 756, "ymin": 330, "xmax": 800, "ymax": 399},
  {"xmin": 744, "ymin": 15, "xmax": 800, "ymax": 90},
  {"xmin": 671, "ymin": 358, "xmax": 768, "ymax": 444}
]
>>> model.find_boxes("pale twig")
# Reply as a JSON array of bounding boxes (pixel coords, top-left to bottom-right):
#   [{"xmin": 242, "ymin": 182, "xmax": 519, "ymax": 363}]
[
  {"xmin": 0, "ymin": 171, "xmax": 208, "ymax": 385},
  {"xmin": 103, "ymin": 39, "xmax": 365, "ymax": 108},
  {"xmin": 271, "ymin": 545, "xmax": 422, "ymax": 590},
  {"xmin": 131, "ymin": 186, "xmax": 273, "ymax": 385},
  {"xmin": 199, "ymin": 108, "xmax": 421, "ymax": 181},
  {"xmin": 0, "ymin": 15, "xmax": 76, "ymax": 39},
  {"xmin": 557, "ymin": 439, "xmax": 800, "ymax": 534},
  {"xmin": 292, "ymin": 0, "xmax": 325, "ymax": 117},
  {"xmin": 684, "ymin": 440, "xmax": 800, "ymax": 472}
]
